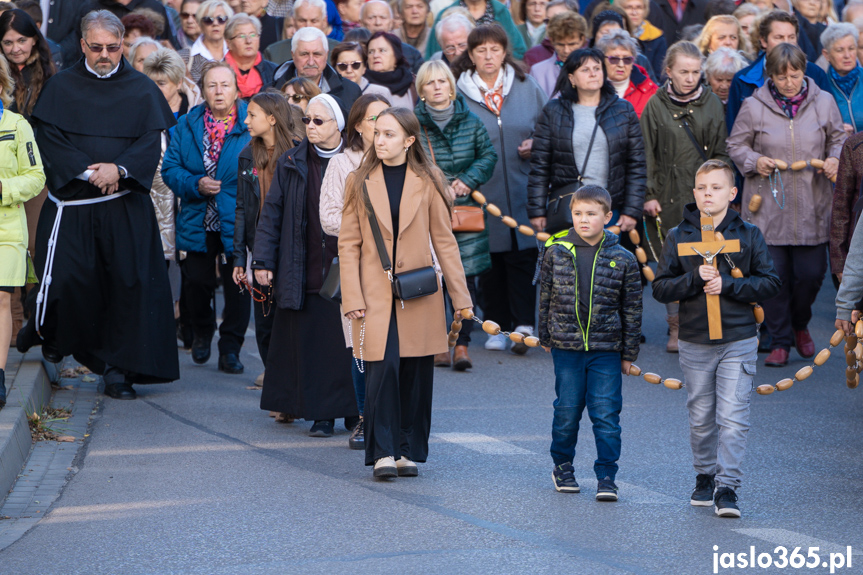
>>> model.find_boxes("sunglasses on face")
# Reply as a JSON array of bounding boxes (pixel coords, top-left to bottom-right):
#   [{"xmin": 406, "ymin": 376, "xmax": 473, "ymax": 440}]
[
  {"xmin": 201, "ymin": 15, "xmax": 228, "ymax": 25},
  {"xmin": 336, "ymin": 61, "xmax": 362, "ymax": 72},
  {"xmin": 606, "ymin": 55, "xmax": 634, "ymax": 65},
  {"xmin": 287, "ymin": 93, "xmax": 308, "ymax": 103},
  {"xmin": 302, "ymin": 116, "xmax": 334, "ymax": 126},
  {"xmin": 180, "ymin": 11, "xmax": 197, "ymax": 18},
  {"xmin": 84, "ymin": 40, "xmax": 122, "ymax": 53}
]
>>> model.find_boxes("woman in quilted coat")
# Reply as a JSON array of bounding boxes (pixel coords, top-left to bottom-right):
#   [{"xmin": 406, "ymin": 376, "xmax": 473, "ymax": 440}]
[{"xmin": 415, "ymin": 60, "xmax": 497, "ymax": 371}]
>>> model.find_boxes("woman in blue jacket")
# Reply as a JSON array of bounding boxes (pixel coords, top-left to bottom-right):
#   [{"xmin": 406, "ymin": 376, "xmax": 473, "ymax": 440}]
[
  {"xmin": 162, "ymin": 61, "xmax": 252, "ymax": 375},
  {"xmin": 822, "ymin": 23, "xmax": 863, "ymax": 134}
]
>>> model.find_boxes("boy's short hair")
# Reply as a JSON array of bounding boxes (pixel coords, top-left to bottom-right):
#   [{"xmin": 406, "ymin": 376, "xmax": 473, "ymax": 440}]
[
  {"xmin": 570, "ymin": 185, "xmax": 612, "ymax": 213},
  {"xmin": 695, "ymin": 160, "xmax": 735, "ymax": 187}
]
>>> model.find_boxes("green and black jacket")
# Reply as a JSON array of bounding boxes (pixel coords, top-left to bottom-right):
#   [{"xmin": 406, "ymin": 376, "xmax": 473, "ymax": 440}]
[{"xmin": 538, "ymin": 229, "xmax": 642, "ymax": 360}]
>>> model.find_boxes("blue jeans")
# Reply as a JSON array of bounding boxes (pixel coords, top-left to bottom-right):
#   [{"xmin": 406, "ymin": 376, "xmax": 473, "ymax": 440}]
[
  {"xmin": 549, "ymin": 349, "xmax": 622, "ymax": 480},
  {"xmin": 678, "ymin": 337, "xmax": 757, "ymax": 489}
]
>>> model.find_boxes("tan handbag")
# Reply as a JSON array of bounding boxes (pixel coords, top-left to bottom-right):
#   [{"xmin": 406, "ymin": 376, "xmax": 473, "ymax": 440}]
[{"xmin": 424, "ymin": 127, "xmax": 486, "ymax": 233}]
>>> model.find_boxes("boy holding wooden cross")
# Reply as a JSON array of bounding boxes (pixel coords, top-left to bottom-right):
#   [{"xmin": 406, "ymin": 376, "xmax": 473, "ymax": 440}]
[{"xmin": 653, "ymin": 161, "xmax": 780, "ymax": 518}]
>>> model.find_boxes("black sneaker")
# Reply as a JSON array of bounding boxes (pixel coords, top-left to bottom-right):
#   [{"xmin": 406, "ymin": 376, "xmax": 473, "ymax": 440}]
[
  {"xmin": 690, "ymin": 473, "xmax": 715, "ymax": 507},
  {"xmin": 348, "ymin": 417, "xmax": 364, "ymax": 450},
  {"xmin": 714, "ymin": 486, "xmax": 741, "ymax": 518},
  {"xmin": 309, "ymin": 420, "xmax": 334, "ymax": 437},
  {"xmin": 596, "ymin": 476, "xmax": 619, "ymax": 501},
  {"xmin": 552, "ymin": 463, "xmax": 580, "ymax": 493}
]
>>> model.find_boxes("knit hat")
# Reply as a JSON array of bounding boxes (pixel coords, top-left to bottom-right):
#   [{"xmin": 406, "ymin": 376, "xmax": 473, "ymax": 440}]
[{"xmin": 592, "ymin": 10, "xmax": 625, "ymax": 42}]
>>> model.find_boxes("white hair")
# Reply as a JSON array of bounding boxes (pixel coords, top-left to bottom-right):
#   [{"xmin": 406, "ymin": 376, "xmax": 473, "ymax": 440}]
[
  {"xmin": 81, "ymin": 10, "xmax": 124, "ymax": 39},
  {"xmin": 129, "ymin": 36, "xmax": 161, "ymax": 63},
  {"xmin": 843, "ymin": 0, "xmax": 863, "ymax": 21},
  {"xmin": 821, "ymin": 22, "xmax": 859, "ymax": 52},
  {"xmin": 596, "ymin": 28, "xmax": 641, "ymax": 56},
  {"xmin": 291, "ymin": 26, "xmax": 328, "ymax": 52},
  {"xmin": 293, "ymin": 0, "xmax": 328, "ymax": 19},
  {"xmin": 703, "ymin": 46, "xmax": 748, "ymax": 79},
  {"xmin": 225, "ymin": 13, "xmax": 262, "ymax": 38},
  {"xmin": 435, "ymin": 13, "xmax": 474, "ymax": 43},
  {"xmin": 196, "ymin": 0, "xmax": 234, "ymax": 24},
  {"xmin": 361, "ymin": 0, "xmax": 393, "ymax": 20}
]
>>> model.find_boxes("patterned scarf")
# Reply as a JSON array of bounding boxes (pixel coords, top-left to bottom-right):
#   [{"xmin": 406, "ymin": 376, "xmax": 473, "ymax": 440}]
[
  {"xmin": 460, "ymin": 0, "xmax": 494, "ymax": 25},
  {"xmin": 202, "ymin": 105, "xmax": 237, "ymax": 232},
  {"xmin": 768, "ymin": 78, "xmax": 808, "ymax": 119},
  {"xmin": 830, "ymin": 65, "xmax": 860, "ymax": 98}
]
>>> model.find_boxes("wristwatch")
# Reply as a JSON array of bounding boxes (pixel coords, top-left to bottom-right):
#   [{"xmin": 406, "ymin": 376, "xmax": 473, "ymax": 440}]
[{"xmin": 117, "ymin": 165, "xmax": 128, "ymax": 179}]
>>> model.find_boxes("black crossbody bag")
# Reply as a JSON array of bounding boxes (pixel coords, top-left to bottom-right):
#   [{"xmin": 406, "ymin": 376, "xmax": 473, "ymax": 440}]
[
  {"xmin": 545, "ymin": 121, "xmax": 600, "ymax": 234},
  {"xmin": 363, "ymin": 181, "xmax": 438, "ymax": 303}
]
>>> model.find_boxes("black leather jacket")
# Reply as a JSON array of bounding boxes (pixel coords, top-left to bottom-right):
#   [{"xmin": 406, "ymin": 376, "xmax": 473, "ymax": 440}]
[{"xmin": 652, "ymin": 204, "xmax": 781, "ymax": 345}]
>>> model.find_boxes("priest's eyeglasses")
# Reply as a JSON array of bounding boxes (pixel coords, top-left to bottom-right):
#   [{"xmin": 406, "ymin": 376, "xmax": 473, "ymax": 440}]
[
  {"xmin": 84, "ymin": 40, "xmax": 122, "ymax": 53},
  {"xmin": 302, "ymin": 117, "xmax": 335, "ymax": 126}
]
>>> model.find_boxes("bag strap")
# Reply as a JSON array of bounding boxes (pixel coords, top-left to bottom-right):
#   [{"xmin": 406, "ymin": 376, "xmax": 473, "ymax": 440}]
[
  {"xmin": 423, "ymin": 126, "xmax": 436, "ymax": 164},
  {"xmin": 681, "ymin": 119, "xmax": 708, "ymax": 162},
  {"xmin": 362, "ymin": 180, "xmax": 393, "ymax": 277},
  {"xmin": 577, "ymin": 119, "xmax": 601, "ymax": 184}
]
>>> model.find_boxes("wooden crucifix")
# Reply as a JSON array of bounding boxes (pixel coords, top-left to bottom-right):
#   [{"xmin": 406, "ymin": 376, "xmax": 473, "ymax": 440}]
[{"xmin": 677, "ymin": 215, "xmax": 741, "ymax": 340}]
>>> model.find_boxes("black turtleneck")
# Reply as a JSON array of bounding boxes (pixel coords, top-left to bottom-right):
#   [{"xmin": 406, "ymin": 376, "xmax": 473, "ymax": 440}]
[{"xmin": 382, "ymin": 162, "xmax": 407, "ymax": 255}]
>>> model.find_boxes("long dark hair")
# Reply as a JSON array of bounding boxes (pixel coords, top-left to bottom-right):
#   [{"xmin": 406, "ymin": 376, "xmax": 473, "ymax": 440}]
[
  {"xmin": 249, "ymin": 92, "xmax": 296, "ymax": 204},
  {"xmin": 554, "ymin": 47, "xmax": 614, "ymax": 102},
  {"xmin": 0, "ymin": 9, "xmax": 54, "ymax": 116},
  {"xmin": 343, "ymin": 107, "xmax": 449, "ymax": 218},
  {"xmin": 345, "ymin": 92, "xmax": 391, "ymax": 152},
  {"xmin": 450, "ymin": 24, "xmax": 526, "ymax": 81}
]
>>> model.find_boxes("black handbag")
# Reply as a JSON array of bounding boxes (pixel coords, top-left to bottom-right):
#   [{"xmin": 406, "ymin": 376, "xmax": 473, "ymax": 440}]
[
  {"xmin": 319, "ymin": 256, "xmax": 341, "ymax": 304},
  {"xmin": 545, "ymin": 121, "xmax": 600, "ymax": 234},
  {"xmin": 363, "ymin": 181, "xmax": 438, "ymax": 303}
]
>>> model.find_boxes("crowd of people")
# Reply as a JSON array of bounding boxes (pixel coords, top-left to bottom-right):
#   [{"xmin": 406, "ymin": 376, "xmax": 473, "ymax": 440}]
[{"xmin": 0, "ymin": 0, "xmax": 861, "ymax": 510}]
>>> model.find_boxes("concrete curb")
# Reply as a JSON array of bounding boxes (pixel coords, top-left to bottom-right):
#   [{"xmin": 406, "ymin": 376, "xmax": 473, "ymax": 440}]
[{"xmin": 0, "ymin": 353, "xmax": 52, "ymax": 500}]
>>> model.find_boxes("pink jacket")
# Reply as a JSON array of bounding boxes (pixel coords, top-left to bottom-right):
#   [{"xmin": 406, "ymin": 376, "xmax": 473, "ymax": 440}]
[{"xmin": 727, "ymin": 80, "xmax": 846, "ymax": 246}]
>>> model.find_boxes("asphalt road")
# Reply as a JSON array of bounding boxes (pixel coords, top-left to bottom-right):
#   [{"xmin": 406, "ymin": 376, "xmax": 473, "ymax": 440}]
[{"xmin": 0, "ymin": 281, "xmax": 861, "ymax": 575}]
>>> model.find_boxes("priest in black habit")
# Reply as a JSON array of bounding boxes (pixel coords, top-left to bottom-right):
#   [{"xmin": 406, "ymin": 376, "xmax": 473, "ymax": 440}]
[{"xmin": 17, "ymin": 10, "xmax": 179, "ymax": 399}]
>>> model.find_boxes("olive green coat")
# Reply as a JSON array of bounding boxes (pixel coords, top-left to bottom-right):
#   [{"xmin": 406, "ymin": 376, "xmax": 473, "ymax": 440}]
[{"xmin": 0, "ymin": 109, "xmax": 45, "ymax": 287}]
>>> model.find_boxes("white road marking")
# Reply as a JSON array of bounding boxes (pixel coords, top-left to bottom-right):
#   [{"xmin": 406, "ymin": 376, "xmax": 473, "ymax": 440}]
[
  {"xmin": 734, "ymin": 528, "xmax": 862, "ymax": 555},
  {"xmin": 433, "ymin": 432, "xmax": 534, "ymax": 455}
]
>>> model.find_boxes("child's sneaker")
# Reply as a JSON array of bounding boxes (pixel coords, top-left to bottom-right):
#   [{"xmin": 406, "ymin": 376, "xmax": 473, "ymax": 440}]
[
  {"xmin": 484, "ymin": 333, "xmax": 507, "ymax": 351},
  {"xmin": 690, "ymin": 473, "xmax": 715, "ymax": 507},
  {"xmin": 552, "ymin": 463, "xmax": 580, "ymax": 493},
  {"xmin": 510, "ymin": 326, "xmax": 534, "ymax": 355},
  {"xmin": 596, "ymin": 476, "xmax": 619, "ymax": 501},
  {"xmin": 714, "ymin": 486, "xmax": 741, "ymax": 518}
]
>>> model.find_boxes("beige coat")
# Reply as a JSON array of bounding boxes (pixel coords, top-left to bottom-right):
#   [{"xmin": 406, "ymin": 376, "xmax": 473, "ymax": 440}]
[{"xmin": 339, "ymin": 165, "xmax": 471, "ymax": 362}]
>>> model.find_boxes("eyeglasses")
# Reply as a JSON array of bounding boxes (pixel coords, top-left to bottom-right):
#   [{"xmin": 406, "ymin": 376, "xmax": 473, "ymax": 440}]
[
  {"xmin": 232, "ymin": 33, "xmax": 259, "ymax": 41},
  {"xmin": 336, "ymin": 61, "xmax": 363, "ymax": 72},
  {"xmin": 84, "ymin": 40, "xmax": 122, "ymax": 53},
  {"xmin": 287, "ymin": 94, "xmax": 308, "ymax": 103},
  {"xmin": 606, "ymin": 55, "xmax": 635, "ymax": 65},
  {"xmin": 443, "ymin": 42, "xmax": 467, "ymax": 55},
  {"xmin": 201, "ymin": 15, "xmax": 228, "ymax": 25},
  {"xmin": 180, "ymin": 11, "xmax": 197, "ymax": 19},
  {"xmin": 302, "ymin": 116, "xmax": 335, "ymax": 126}
]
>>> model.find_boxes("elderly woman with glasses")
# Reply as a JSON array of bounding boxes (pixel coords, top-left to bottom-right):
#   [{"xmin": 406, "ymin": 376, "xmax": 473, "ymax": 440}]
[
  {"xmin": 179, "ymin": 0, "xmax": 234, "ymax": 82},
  {"xmin": 703, "ymin": 46, "xmax": 747, "ymax": 108},
  {"xmin": 330, "ymin": 41, "xmax": 391, "ymax": 98},
  {"xmin": 596, "ymin": 28, "xmax": 656, "ymax": 117},
  {"xmin": 177, "ymin": 0, "xmax": 202, "ymax": 49},
  {"xmin": 252, "ymin": 93, "xmax": 359, "ymax": 439},
  {"xmin": 821, "ymin": 22, "xmax": 863, "ymax": 134},
  {"xmin": 223, "ymin": 13, "xmax": 277, "ymax": 98}
]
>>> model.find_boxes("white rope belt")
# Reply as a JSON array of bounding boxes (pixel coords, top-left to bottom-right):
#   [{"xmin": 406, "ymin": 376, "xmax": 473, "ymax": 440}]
[{"xmin": 35, "ymin": 191, "xmax": 130, "ymax": 328}]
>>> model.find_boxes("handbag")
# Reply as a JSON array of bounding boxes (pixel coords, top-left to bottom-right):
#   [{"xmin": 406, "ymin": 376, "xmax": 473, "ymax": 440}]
[
  {"xmin": 363, "ymin": 181, "xmax": 439, "ymax": 302},
  {"xmin": 319, "ymin": 256, "xmax": 341, "ymax": 304},
  {"xmin": 423, "ymin": 126, "xmax": 485, "ymax": 233},
  {"xmin": 545, "ymin": 121, "xmax": 600, "ymax": 234}
]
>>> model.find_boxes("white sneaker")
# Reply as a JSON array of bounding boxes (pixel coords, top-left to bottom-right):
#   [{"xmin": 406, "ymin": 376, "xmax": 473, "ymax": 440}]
[
  {"xmin": 396, "ymin": 456, "xmax": 418, "ymax": 477},
  {"xmin": 510, "ymin": 325, "xmax": 534, "ymax": 355},
  {"xmin": 485, "ymin": 333, "xmax": 507, "ymax": 351},
  {"xmin": 373, "ymin": 456, "xmax": 397, "ymax": 478}
]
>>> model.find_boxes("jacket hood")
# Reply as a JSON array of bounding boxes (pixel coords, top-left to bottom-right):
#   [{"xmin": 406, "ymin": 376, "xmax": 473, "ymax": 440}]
[
  {"xmin": 630, "ymin": 64, "xmax": 655, "ymax": 93},
  {"xmin": 656, "ymin": 81, "xmax": 717, "ymax": 108},
  {"xmin": 681, "ymin": 202, "xmax": 744, "ymax": 233},
  {"xmin": 751, "ymin": 76, "xmax": 823, "ymax": 117},
  {"xmin": 547, "ymin": 227, "xmax": 621, "ymax": 249},
  {"xmin": 638, "ymin": 21, "xmax": 663, "ymax": 41}
]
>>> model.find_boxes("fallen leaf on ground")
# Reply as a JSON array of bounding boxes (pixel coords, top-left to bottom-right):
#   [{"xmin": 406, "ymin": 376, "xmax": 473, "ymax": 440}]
[
  {"xmin": 62, "ymin": 385, "xmax": 74, "ymax": 390},
  {"xmin": 245, "ymin": 386, "xmax": 260, "ymax": 390},
  {"xmin": 81, "ymin": 375, "xmax": 96, "ymax": 383},
  {"xmin": 56, "ymin": 436, "xmax": 76, "ymax": 442}
]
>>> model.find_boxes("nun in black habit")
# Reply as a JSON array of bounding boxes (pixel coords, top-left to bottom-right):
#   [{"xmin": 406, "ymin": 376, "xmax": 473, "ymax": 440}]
[
  {"xmin": 252, "ymin": 93, "xmax": 358, "ymax": 438},
  {"xmin": 17, "ymin": 10, "xmax": 179, "ymax": 399}
]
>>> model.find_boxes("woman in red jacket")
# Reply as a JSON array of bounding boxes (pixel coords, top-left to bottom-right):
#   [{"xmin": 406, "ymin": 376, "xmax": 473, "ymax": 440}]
[{"xmin": 596, "ymin": 28, "xmax": 656, "ymax": 117}]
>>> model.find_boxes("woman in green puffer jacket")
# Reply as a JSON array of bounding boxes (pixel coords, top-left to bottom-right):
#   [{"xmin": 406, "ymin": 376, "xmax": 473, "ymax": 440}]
[
  {"xmin": 0, "ymin": 56, "xmax": 47, "ymax": 407},
  {"xmin": 414, "ymin": 60, "xmax": 497, "ymax": 372}
]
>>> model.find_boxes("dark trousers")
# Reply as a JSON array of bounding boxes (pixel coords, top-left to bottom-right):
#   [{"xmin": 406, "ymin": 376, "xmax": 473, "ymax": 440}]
[
  {"xmin": 363, "ymin": 308, "xmax": 434, "ymax": 466},
  {"xmin": 181, "ymin": 231, "xmax": 251, "ymax": 356},
  {"xmin": 549, "ymin": 349, "xmax": 622, "ymax": 480},
  {"xmin": 762, "ymin": 244, "xmax": 828, "ymax": 350},
  {"xmin": 443, "ymin": 276, "xmax": 478, "ymax": 346},
  {"xmin": 252, "ymin": 274, "xmax": 274, "ymax": 364},
  {"xmin": 477, "ymin": 248, "xmax": 538, "ymax": 332}
]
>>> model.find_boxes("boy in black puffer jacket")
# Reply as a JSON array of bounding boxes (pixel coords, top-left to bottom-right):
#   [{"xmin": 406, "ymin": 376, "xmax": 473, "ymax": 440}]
[
  {"xmin": 652, "ymin": 160, "xmax": 780, "ymax": 519},
  {"xmin": 538, "ymin": 185, "xmax": 642, "ymax": 502}
]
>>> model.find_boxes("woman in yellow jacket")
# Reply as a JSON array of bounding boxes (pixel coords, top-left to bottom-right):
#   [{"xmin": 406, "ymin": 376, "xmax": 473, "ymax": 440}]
[{"xmin": 0, "ymin": 55, "xmax": 47, "ymax": 407}]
